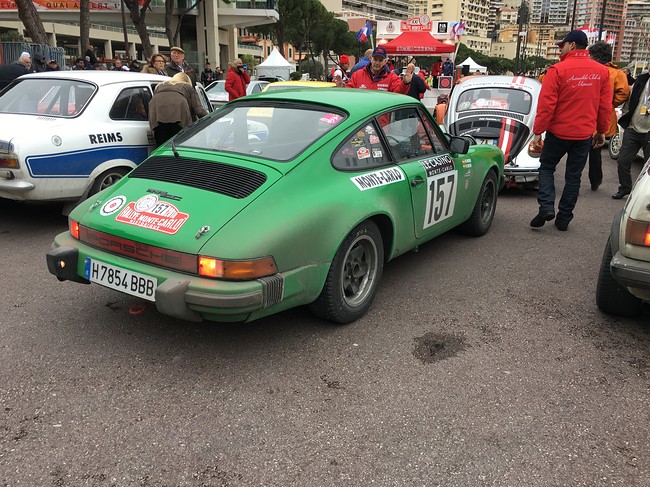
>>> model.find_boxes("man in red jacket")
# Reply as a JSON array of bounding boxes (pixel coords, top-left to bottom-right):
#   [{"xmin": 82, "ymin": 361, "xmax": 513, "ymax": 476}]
[
  {"xmin": 530, "ymin": 30, "xmax": 612, "ymax": 231},
  {"xmin": 225, "ymin": 58, "xmax": 250, "ymax": 101},
  {"xmin": 339, "ymin": 46, "xmax": 413, "ymax": 93}
]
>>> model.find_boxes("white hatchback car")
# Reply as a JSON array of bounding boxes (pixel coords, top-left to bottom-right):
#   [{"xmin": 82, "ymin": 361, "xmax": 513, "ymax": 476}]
[{"xmin": 0, "ymin": 71, "xmax": 211, "ymax": 204}]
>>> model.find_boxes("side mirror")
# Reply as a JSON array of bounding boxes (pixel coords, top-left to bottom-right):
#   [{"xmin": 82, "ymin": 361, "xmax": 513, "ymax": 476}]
[{"xmin": 449, "ymin": 136, "xmax": 470, "ymax": 154}]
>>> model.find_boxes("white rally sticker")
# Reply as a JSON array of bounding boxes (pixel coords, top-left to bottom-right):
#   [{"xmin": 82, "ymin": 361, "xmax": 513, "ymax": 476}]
[
  {"xmin": 423, "ymin": 171, "xmax": 458, "ymax": 229},
  {"xmin": 115, "ymin": 195, "xmax": 190, "ymax": 235},
  {"xmin": 350, "ymin": 167, "xmax": 405, "ymax": 191},
  {"xmin": 100, "ymin": 195, "xmax": 126, "ymax": 216}
]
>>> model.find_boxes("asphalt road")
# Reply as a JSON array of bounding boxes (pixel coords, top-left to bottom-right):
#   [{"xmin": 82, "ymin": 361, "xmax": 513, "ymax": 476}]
[{"xmin": 1, "ymin": 154, "xmax": 649, "ymax": 486}]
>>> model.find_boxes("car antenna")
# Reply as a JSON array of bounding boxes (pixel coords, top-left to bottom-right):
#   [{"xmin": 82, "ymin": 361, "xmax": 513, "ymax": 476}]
[{"xmin": 171, "ymin": 136, "xmax": 180, "ymax": 158}]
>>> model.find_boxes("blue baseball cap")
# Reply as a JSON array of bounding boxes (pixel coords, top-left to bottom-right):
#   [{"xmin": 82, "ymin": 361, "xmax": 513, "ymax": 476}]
[
  {"xmin": 557, "ymin": 30, "xmax": 588, "ymax": 48},
  {"xmin": 372, "ymin": 46, "xmax": 387, "ymax": 59}
]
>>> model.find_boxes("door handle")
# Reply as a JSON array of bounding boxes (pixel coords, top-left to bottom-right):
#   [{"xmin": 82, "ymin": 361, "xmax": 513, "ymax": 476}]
[{"xmin": 411, "ymin": 177, "xmax": 424, "ymax": 187}]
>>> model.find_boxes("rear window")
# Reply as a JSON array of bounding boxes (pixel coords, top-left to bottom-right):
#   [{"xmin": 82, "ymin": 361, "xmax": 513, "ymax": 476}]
[
  {"xmin": 0, "ymin": 78, "xmax": 96, "ymax": 117},
  {"xmin": 456, "ymin": 87, "xmax": 532, "ymax": 114},
  {"xmin": 176, "ymin": 103, "xmax": 347, "ymax": 161}
]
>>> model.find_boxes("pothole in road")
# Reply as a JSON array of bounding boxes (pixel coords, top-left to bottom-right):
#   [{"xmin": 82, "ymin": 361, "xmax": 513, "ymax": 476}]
[{"xmin": 413, "ymin": 332, "xmax": 469, "ymax": 364}]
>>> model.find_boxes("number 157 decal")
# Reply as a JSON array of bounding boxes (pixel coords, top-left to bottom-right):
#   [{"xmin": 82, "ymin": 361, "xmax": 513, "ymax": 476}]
[{"xmin": 423, "ymin": 171, "xmax": 457, "ymax": 229}]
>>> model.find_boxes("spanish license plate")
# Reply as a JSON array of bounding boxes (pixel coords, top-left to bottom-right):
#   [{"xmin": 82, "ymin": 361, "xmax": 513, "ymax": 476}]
[
  {"xmin": 84, "ymin": 258, "xmax": 156, "ymax": 302},
  {"xmin": 477, "ymin": 138, "xmax": 498, "ymax": 146}
]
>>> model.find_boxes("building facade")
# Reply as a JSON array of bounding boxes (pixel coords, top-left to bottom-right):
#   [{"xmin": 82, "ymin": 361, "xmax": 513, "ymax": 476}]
[{"xmin": 0, "ymin": 1, "xmax": 278, "ymax": 70}]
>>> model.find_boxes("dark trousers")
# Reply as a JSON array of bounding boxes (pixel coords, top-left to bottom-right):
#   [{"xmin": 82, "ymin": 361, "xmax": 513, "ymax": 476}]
[
  {"xmin": 587, "ymin": 146, "xmax": 603, "ymax": 186},
  {"xmin": 153, "ymin": 122, "xmax": 182, "ymax": 147},
  {"xmin": 537, "ymin": 132, "xmax": 592, "ymax": 224},
  {"xmin": 617, "ymin": 127, "xmax": 650, "ymax": 193}
]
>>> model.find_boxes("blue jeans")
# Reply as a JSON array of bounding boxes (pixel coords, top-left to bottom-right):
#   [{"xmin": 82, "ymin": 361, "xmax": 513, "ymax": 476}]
[
  {"xmin": 617, "ymin": 127, "xmax": 650, "ymax": 193},
  {"xmin": 537, "ymin": 132, "xmax": 592, "ymax": 224}
]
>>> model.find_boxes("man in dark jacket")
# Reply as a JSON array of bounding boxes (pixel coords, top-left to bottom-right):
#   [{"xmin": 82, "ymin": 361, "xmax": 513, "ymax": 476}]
[
  {"xmin": 0, "ymin": 53, "xmax": 31, "ymax": 89},
  {"xmin": 529, "ymin": 30, "xmax": 611, "ymax": 231},
  {"xmin": 165, "ymin": 46, "xmax": 197, "ymax": 85},
  {"xmin": 612, "ymin": 70, "xmax": 650, "ymax": 199},
  {"xmin": 201, "ymin": 62, "xmax": 217, "ymax": 86}
]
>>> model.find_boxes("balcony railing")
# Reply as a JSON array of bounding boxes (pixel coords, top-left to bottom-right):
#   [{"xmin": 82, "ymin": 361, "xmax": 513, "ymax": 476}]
[{"xmin": 235, "ymin": 0, "xmax": 278, "ymax": 9}]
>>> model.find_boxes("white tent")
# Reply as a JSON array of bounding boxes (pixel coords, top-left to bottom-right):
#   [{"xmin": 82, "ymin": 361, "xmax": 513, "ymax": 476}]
[
  {"xmin": 458, "ymin": 56, "xmax": 488, "ymax": 74},
  {"xmin": 256, "ymin": 48, "xmax": 295, "ymax": 80}
]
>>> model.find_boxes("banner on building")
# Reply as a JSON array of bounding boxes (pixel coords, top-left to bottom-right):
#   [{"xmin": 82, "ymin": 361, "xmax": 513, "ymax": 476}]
[{"xmin": 0, "ymin": 1, "xmax": 149, "ymax": 10}]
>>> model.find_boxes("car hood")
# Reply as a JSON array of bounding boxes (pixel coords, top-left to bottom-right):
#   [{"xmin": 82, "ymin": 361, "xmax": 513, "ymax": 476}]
[
  {"xmin": 449, "ymin": 113, "xmax": 531, "ymax": 163},
  {"xmin": 75, "ymin": 153, "xmax": 283, "ymax": 255}
]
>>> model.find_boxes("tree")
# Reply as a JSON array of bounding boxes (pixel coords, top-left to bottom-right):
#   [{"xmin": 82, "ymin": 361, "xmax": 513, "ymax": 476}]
[
  {"xmin": 253, "ymin": 0, "xmax": 304, "ymax": 53},
  {"xmin": 298, "ymin": 58, "xmax": 324, "ymax": 79},
  {"xmin": 124, "ymin": 0, "xmax": 153, "ymax": 59},
  {"xmin": 14, "ymin": 0, "xmax": 47, "ymax": 45},
  {"xmin": 165, "ymin": 0, "xmax": 207, "ymax": 48},
  {"xmin": 80, "ymin": 0, "xmax": 90, "ymax": 59}
]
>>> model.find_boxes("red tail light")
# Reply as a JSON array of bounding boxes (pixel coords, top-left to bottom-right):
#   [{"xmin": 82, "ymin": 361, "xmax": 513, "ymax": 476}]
[{"xmin": 69, "ymin": 219, "xmax": 80, "ymax": 239}]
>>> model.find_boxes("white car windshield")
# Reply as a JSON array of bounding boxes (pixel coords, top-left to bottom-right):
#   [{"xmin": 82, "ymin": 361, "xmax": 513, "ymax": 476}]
[
  {"xmin": 177, "ymin": 103, "xmax": 347, "ymax": 161},
  {"xmin": 0, "ymin": 78, "xmax": 96, "ymax": 117},
  {"xmin": 456, "ymin": 87, "xmax": 532, "ymax": 115}
]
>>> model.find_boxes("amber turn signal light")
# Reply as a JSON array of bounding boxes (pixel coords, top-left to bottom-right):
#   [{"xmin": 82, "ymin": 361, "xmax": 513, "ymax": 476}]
[
  {"xmin": 626, "ymin": 218, "xmax": 650, "ymax": 247},
  {"xmin": 198, "ymin": 256, "xmax": 278, "ymax": 280}
]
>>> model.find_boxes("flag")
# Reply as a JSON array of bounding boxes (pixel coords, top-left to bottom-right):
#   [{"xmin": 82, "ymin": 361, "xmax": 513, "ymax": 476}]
[
  {"xmin": 450, "ymin": 21, "xmax": 466, "ymax": 39},
  {"xmin": 356, "ymin": 21, "xmax": 372, "ymax": 44},
  {"xmin": 606, "ymin": 33, "xmax": 616, "ymax": 45},
  {"xmin": 578, "ymin": 25, "xmax": 598, "ymax": 39}
]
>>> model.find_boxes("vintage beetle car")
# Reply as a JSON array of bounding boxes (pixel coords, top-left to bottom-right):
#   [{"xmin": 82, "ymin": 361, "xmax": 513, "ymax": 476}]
[
  {"xmin": 0, "ymin": 71, "xmax": 212, "ymax": 204},
  {"xmin": 444, "ymin": 75, "xmax": 541, "ymax": 188},
  {"xmin": 597, "ymin": 157, "xmax": 650, "ymax": 317},
  {"xmin": 47, "ymin": 89, "xmax": 504, "ymax": 324}
]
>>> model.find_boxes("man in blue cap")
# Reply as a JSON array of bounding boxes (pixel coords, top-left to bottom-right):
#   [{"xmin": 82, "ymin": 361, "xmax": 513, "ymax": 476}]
[
  {"xmin": 529, "ymin": 29, "xmax": 612, "ymax": 231},
  {"xmin": 339, "ymin": 46, "xmax": 413, "ymax": 93}
]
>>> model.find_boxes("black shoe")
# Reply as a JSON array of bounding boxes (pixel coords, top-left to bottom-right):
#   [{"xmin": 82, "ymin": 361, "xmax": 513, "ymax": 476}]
[
  {"xmin": 530, "ymin": 211, "xmax": 555, "ymax": 228},
  {"xmin": 591, "ymin": 182, "xmax": 601, "ymax": 191},
  {"xmin": 555, "ymin": 220, "xmax": 568, "ymax": 231},
  {"xmin": 611, "ymin": 191, "xmax": 630, "ymax": 200}
]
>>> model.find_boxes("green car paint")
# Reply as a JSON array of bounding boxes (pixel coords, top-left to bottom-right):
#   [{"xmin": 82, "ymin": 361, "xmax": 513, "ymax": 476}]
[{"xmin": 47, "ymin": 89, "xmax": 504, "ymax": 324}]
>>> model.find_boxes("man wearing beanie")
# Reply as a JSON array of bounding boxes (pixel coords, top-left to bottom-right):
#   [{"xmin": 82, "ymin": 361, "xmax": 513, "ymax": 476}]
[
  {"xmin": 529, "ymin": 29, "xmax": 612, "ymax": 231},
  {"xmin": 332, "ymin": 54, "xmax": 350, "ymax": 83}
]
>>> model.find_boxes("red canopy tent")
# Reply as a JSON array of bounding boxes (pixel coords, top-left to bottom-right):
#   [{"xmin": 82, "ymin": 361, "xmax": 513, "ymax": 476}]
[{"xmin": 382, "ymin": 32, "xmax": 455, "ymax": 55}]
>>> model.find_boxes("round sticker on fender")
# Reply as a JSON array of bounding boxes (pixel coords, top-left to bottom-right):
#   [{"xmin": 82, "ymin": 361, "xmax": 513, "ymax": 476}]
[{"xmin": 100, "ymin": 196, "xmax": 126, "ymax": 216}]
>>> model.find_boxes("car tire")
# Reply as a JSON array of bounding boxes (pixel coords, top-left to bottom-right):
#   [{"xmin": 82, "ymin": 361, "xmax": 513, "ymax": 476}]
[
  {"xmin": 89, "ymin": 167, "xmax": 129, "ymax": 196},
  {"xmin": 458, "ymin": 170, "xmax": 497, "ymax": 236},
  {"xmin": 310, "ymin": 220, "xmax": 384, "ymax": 324},
  {"xmin": 596, "ymin": 236, "xmax": 641, "ymax": 317},
  {"xmin": 608, "ymin": 131, "xmax": 621, "ymax": 160}
]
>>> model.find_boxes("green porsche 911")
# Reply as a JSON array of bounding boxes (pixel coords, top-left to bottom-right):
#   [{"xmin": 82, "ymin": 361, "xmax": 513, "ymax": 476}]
[{"xmin": 47, "ymin": 89, "xmax": 504, "ymax": 324}]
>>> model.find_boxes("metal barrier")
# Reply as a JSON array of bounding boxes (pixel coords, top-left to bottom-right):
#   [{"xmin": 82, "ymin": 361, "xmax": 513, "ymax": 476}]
[{"xmin": 1, "ymin": 42, "xmax": 66, "ymax": 70}]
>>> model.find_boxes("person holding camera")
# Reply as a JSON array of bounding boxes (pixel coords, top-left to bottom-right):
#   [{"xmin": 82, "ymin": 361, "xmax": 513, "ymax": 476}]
[{"xmin": 225, "ymin": 58, "xmax": 250, "ymax": 101}]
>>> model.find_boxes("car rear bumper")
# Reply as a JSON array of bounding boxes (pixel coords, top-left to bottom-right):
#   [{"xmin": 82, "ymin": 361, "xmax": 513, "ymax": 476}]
[
  {"xmin": 611, "ymin": 251, "xmax": 650, "ymax": 292},
  {"xmin": 47, "ymin": 233, "xmax": 328, "ymax": 323},
  {"xmin": 0, "ymin": 174, "xmax": 35, "ymax": 193},
  {"xmin": 503, "ymin": 166, "xmax": 538, "ymax": 179}
]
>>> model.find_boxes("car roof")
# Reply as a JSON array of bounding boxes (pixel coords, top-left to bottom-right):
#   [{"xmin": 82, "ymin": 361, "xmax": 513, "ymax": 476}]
[
  {"xmin": 237, "ymin": 87, "xmax": 417, "ymax": 118},
  {"xmin": 17, "ymin": 70, "xmax": 169, "ymax": 86}
]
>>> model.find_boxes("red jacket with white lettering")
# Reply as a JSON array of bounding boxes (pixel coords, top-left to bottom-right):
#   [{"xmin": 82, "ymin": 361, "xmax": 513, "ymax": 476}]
[
  {"xmin": 533, "ymin": 49, "xmax": 612, "ymax": 140},
  {"xmin": 346, "ymin": 64, "xmax": 409, "ymax": 94}
]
